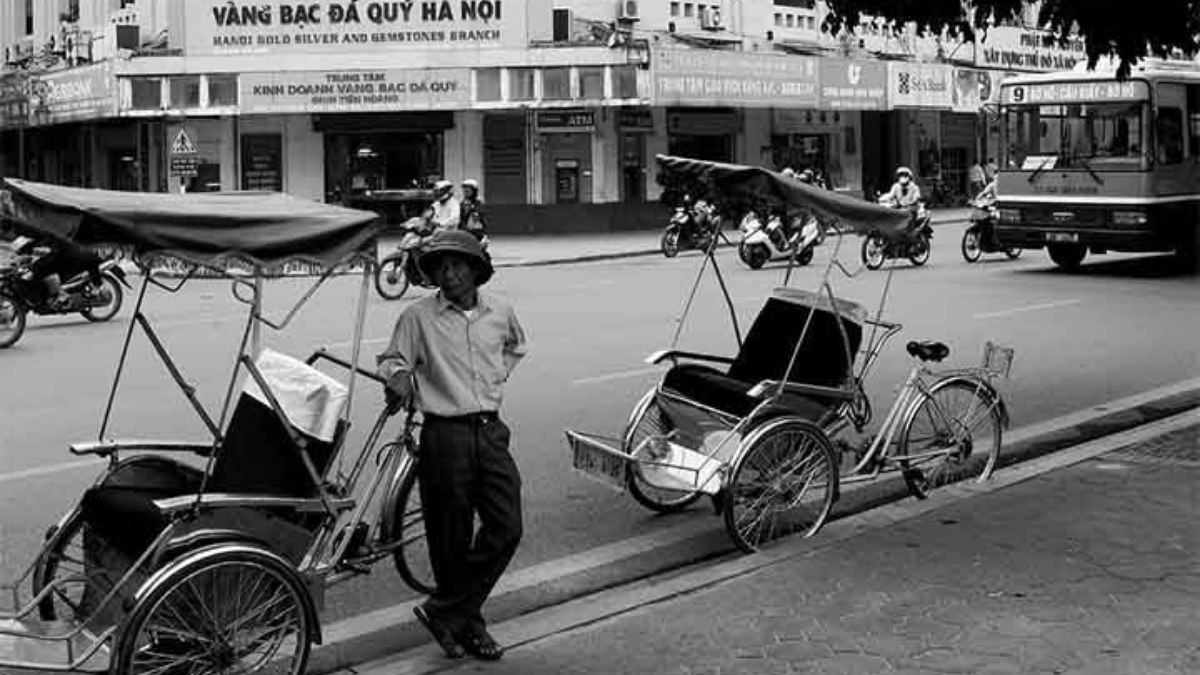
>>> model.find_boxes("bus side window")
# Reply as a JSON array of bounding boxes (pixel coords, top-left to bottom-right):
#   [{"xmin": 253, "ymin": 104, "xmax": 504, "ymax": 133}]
[{"xmin": 1157, "ymin": 107, "xmax": 1184, "ymax": 165}]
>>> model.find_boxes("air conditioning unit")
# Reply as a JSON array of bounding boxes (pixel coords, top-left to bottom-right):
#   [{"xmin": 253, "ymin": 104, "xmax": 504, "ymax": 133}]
[
  {"xmin": 617, "ymin": 0, "xmax": 639, "ymax": 22},
  {"xmin": 700, "ymin": 7, "xmax": 723, "ymax": 31}
]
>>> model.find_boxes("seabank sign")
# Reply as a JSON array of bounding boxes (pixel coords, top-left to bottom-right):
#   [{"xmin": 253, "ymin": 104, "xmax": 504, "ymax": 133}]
[{"xmin": 183, "ymin": 0, "xmax": 522, "ymax": 55}]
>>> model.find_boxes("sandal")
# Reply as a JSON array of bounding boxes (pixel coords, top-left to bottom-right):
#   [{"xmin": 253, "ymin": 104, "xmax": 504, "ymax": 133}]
[
  {"xmin": 454, "ymin": 626, "xmax": 505, "ymax": 661},
  {"xmin": 413, "ymin": 606, "xmax": 465, "ymax": 659}
]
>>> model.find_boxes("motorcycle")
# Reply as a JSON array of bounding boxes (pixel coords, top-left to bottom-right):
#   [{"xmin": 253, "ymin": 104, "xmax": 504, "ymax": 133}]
[
  {"xmin": 374, "ymin": 219, "xmax": 491, "ymax": 300},
  {"xmin": 961, "ymin": 191, "xmax": 1021, "ymax": 263},
  {"xmin": 738, "ymin": 210, "xmax": 819, "ymax": 270},
  {"xmin": 861, "ymin": 198, "xmax": 933, "ymax": 270},
  {"xmin": 0, "ymin": 248, "xmax": 129, "ymax": 349},
  {"xmin": 661, "ymin": 198, "xmax": 718, "ymax": 257}
]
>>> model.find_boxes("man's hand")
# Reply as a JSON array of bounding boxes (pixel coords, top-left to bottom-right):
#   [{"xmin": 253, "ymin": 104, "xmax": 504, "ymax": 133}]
[{"xmin": 384, "ymin": 371, "xmax": 414, "ymax": 414}]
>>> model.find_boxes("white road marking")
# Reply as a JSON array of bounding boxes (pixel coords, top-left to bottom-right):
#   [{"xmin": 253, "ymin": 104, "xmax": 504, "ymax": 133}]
[
  {"xmin": 973, "ymin": 298, "xmax": 1081, "ymax": 320},
  {"xmin": 0, "ymin": 459, "xmax": 99, "ymax": 485},
  {"xmin": 572, "ymin": 367, "xmax": 664, "ymax": 386}
]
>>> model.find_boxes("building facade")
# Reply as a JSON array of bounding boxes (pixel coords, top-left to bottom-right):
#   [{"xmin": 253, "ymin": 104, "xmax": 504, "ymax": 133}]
[{"xmin": 0, "ymin": 0, "xmax": 1089, "ymax": 233}]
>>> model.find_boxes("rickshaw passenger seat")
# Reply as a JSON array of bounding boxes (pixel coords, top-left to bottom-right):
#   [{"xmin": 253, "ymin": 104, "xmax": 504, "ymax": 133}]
[
  {"xmin": 79, "ymin": 350, "xmax": 349, "ymax": 557},
  {"xmin": 661, "ymin": 295, "xmax": 863, "ymax": 419}
]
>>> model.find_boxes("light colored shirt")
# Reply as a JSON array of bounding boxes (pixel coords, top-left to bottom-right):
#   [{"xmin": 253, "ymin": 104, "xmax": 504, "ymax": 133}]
[
  {"xmin": 429, "ymin": 197, "xmax": 462, "ymax": 231},
  {"xmin": 377, "ymin": 290, "xmax": 527, "ymax": 417},
  {"xmin": 883, "ymin": 182, "xmax": 922, "ymax": 208}
]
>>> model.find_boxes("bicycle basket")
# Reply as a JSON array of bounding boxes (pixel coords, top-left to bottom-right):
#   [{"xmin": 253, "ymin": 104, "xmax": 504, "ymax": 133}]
[{"xmin": 981, "ymin": 341, "xmax": 1015, "ymax": 378}]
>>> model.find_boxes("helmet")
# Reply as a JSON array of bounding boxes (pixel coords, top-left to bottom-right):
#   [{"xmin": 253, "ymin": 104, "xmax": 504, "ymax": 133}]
[
  {"xmin": 781, "ymin": 167, "xmax": 797, "ymax": 178},
  {"xmin": 417, "ymin": 229, "xmax": 494, "ymax": 286},
  {"xmin": 433, "ymin": 179, "xmax": 454, "ymax": 199},
  {"xmin": 461, "ymin": 178, "xmax": 479, "ymax": 190},
  {"xmin": 798, "ymin": 168, "xmax": 815, "ymax": 183},
  {"xmin": 895, "ymin": 166, "xmax": 913, "ymax": 179}
]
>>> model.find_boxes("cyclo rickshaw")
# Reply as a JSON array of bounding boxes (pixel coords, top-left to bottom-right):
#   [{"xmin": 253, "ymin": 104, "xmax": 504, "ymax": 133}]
[
  {"xmin": 0, "ymin": 179, "xmax": 435, "ymax": 674},
  {"xmin": 566, "ymin": 156, "xmax": 1014, "ymax": 553}
]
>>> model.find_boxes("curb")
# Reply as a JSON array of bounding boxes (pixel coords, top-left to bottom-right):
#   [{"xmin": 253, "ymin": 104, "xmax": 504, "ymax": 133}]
[
  {"xmin": 306, "ymin": 377, "xmax": 1200, "ymax": 675},
  {"xmin": 349, "ymin": 408, "xmax": 1200, "ymax": 675}
]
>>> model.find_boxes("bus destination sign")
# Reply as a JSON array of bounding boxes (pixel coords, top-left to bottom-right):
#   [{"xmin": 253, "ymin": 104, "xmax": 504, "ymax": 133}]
[{"xmin": 1003, "ymin": 80, "xmax": 1149, "ymax": 104}]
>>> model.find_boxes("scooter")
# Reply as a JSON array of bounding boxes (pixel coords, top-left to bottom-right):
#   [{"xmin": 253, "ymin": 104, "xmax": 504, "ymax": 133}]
[
  {"xmin": 661, "ymin": 198, "xmax": 718, "ymax": 257},
  {"xmin": 861, "ymin": 199, "xmax": 933, "ymax": 270},
  {"xmin": 738, "ymin": 210, "xmax": 819, "ymax": 270},
  {"xmin": 374, "ymin": 219, "xmax": 490, "ymax": 300},
  {"xmin": 961, "ymin": 191, "xmax": 1021, "ymax": 263}
]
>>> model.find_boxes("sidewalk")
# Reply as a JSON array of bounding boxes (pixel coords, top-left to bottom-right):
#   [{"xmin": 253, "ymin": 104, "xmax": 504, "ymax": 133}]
[
  {"xmin": 488, "ymin": 208, "xmax": 972, "ymax": 268},
  {"xmin": 376, "ymin": 413, "xmax": 1199, "ymax": 675}
]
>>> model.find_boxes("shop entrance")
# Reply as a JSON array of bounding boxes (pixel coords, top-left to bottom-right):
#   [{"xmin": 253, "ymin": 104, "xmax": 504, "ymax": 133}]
[
  {"xmin": 620, "ymin": 132, "xmax": 646, "ymax": 203},
  {"xmin": 316, "ymin": 112, "xmax": 453, "ymax": 201}
]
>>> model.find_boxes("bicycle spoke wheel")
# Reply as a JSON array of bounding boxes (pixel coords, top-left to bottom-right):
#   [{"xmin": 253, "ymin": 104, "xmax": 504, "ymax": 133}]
[
  {"xmin": 33, "ymin": 509, "xmax": 87, "ymax": 622},
  {"xmin": 114, "ymin": 551, "xmax": 311, "ymax": 675},
  {"xmin": 624, "ymin": 397, "xmax": 703, "ymax": 514},
  {"xmin": 724, "ymin": 420, "xmax": 837, "ymax": 553},
  {"xmin": 899, "ymin": 380, "xmax": 1002, "ymax": 499},
  {"xmin": 391, "ymin": 468, "xmax": 437, "ymax": 595}
]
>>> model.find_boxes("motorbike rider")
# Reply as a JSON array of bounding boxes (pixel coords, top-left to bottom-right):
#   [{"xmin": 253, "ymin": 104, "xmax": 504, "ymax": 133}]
[
  {"xmin": 422, "ymin": 179, "xmax": 462, "ymax": 234},
  {"xmin": 459, "ymin": 178, "xmax": 487, "ymax": 241},
  {"xmin": 880, "ymin": 167, "xmax": 924, "ymax": 231},
  {"xmin": 2, "ymin": 218, "xmax": 103, "ymax": 307}
]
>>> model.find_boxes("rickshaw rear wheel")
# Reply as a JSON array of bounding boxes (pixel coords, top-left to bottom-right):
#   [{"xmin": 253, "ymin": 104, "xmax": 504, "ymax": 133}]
[
  {"xmin": 33, "ymin": 508, "xmax": 87, "ymax": 622},
  {"xmin": 387, "ymin": 466, "xmax": 438, "ymax": 595},
  {"xmin": 898, "ymin": 380, "xmax": 1002, "ymax": 500},
  {"xmin": 0, "ymin": 292, "xmax": 26, "ymax": 349},
  {"xmin": 374, "ymin": 255, "xmax": 411, "ymax": 300},
  {"xmin": 111, "ymin": 546, "xmax": 314, "ymax": 675},
  {"xmin": 723, "ymin": 419, "xmax": 838, "ymax": 553}
]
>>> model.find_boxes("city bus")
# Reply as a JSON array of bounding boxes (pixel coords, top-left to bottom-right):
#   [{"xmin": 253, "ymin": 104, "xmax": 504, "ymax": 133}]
[{"xmin": 994, "ymin": 59, "xmax": 1200, "ymax": 269}]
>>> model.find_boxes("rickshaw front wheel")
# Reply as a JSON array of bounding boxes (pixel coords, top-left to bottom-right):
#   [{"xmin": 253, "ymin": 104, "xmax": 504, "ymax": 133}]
[
  {"xmin": 33, "ymin": 508, "xmax": 87, "ymax": 622},
  {"xmin": 723, "ymin": 419, "xmax": 837, "ymax": 553},
  {"xmin": 111, "ymin": 545, "xmax": 314, "ymax": 675}
]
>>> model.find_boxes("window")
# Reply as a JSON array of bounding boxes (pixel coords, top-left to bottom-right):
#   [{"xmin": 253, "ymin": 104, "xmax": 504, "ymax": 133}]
[
  {"xmin": 684, "ymin": 3, "xmax": 693, "ymax": 18},
  {"xmin": 670, "ymin": 2, "xmax": 679, "ymax": 16},
  {"xmin": 542, "ymin": 68, "xmax": 570, "ymax": 100},
  {"xmin": 130, "ymin": 77, "xmax": 162, "ymax": 110},
  {"xmin": 208, "ymin": 74, "xmax": 237, "ymax": 106},
  {"xmin": 169, "ymin": 76, "xmax": 201, "ymax": 108},
  {"xmin": 476, "ymin": 68, "xmax": 501, "ymax": 101},
  {"xmin": 613, "ymin": 65, "xmax": 637, "ymax": 99},
  {"xmin": 509, "ymin": 68, "xmax": 536, "ymax": 101},
  {"xmin": 806, "ymin": 16, "xmax": 815, "ymax": 29},
  {"xmin": 1002, "ymin": 102, "xmax": 1147, "ymax": 171},
  {"xmin": 1157, "ymin": 107, "xmax": 1184, "ymax": 165},
  {"xmin": 786, "ymin": 15, "xmax": 794, "ymax": 27},
  {"xmin": 579, "ymin": 67, "xmax": 604, "ymax": 100},
  {"xmin": 1187, "ymin": 85, "xmax": 1200, "ymax": 156},
  {"xmin": 774, "ymin": 0, "xmax": 815, "ymax": 7},
  {"xmin": 24, "ymin": 0, "xmax": 33, "ymax": 34},
  {"xmin": 774, "ymin": 13, "xmax": 782, "ymax": 26}
]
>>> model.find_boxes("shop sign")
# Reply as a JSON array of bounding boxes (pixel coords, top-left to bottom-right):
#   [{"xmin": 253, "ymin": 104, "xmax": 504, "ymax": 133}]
[
  {"xmin": 888, "ymin": 62, "xmax": 952, "ymax": 109},
  {"xmin": 535, "ymin": 110, "xmax": 595, "ymax": 133},
  {"xmin": 819, "ymin": 58, "xmax": 886, "ymax": 110},
  {"xmin": 241, "ymin": 69, "xmax": 470, "ymax": 113},
  {"xmin": 6, "ymin": 64, "xmax": 116, "ymax": 128},
  {"xmin": 951, "ymin": 68, "xmax": 993, "ymax": 113},
  {"xmin": 618, "ymin": 108, "xmax": 654, "ymax": 132},
  {"xmin": 183, "ymin": 0, "xmax": 523, "ymax": 57},
  {"xmin": 975, "ymin": 27, "xmax": 1085, "ymax": 72},
  {"xmin": 1001, "ymin": 80, "xmax": 1149, "ymax": 105},
  {"xmin": 652, "ymin": 48, "xmax": 818, "ymax": 108}
]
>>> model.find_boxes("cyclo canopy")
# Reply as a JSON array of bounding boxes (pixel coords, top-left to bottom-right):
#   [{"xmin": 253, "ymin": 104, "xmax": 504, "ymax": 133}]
[{"xmin": 1, "ymin": 178, "xmax": 384, "ymax": 271}]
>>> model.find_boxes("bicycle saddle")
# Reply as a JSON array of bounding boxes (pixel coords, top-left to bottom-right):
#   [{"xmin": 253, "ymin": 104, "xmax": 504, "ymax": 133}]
[{"xmin": 906, "ymin": 340, "xmax": 950, "ymax": 362}]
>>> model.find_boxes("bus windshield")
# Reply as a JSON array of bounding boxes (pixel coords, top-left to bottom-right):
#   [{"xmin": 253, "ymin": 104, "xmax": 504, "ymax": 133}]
[{"xmin": 1002, "ymin": 102, "xmax": 1148, "ymax": 172}]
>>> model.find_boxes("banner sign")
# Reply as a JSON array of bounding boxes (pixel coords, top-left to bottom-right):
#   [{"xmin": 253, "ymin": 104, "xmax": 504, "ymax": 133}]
[
  {"xmin": 240, "ymin": 68, "xmax": 471, "ymax": 113},
  {"xmin": 888, "ymin": 62, "xmax": 952, "ymax": 109},
  {"xmin": 819, "ymin": 58, "xmax": 887, "ymax": 110},
  {"xmin": 183, "ymin": 0, "xmax": 522, "ymax": 56},
  {"xmin": 1, "ymin": 64, "xmax": 117, "ymax": 128},
  {"xmin": 652, "ymin": 48, "xmax": 818, "ymax": 108},
  {"xmin": 535, "ymin": 110, "xmax": 595, "ymax": 133},
  {"xmin": 1001, "ymin": 80, "xmax": 1150, "ymax": 105},
  {"xmin": 975, "ymin": 27, "xmax": 1086, "ymax": 72}
]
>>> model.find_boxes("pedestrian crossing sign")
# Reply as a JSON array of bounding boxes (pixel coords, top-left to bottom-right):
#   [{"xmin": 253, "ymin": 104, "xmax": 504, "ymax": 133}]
[{"xmin": 171, "ymin": 128, "xmax": 197, "ymax": 155}]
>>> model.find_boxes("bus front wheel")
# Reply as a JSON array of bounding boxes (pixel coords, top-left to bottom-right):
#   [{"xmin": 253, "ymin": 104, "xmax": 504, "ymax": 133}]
[{"xmin": 1047, "ymin": 243, "xmax": 1086, "ymax": 271}]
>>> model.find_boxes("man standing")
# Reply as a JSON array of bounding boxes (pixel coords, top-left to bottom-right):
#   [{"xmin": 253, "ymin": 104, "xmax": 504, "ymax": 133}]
[{"xmin": 377, "ymin": 230, "xmax": 527, "ymax": 661}]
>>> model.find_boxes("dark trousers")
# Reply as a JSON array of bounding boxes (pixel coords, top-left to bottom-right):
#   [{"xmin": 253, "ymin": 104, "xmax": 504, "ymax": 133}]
[{"xmin": 418, "ymin": 412, "xmax": 523, "ymax": 631}]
